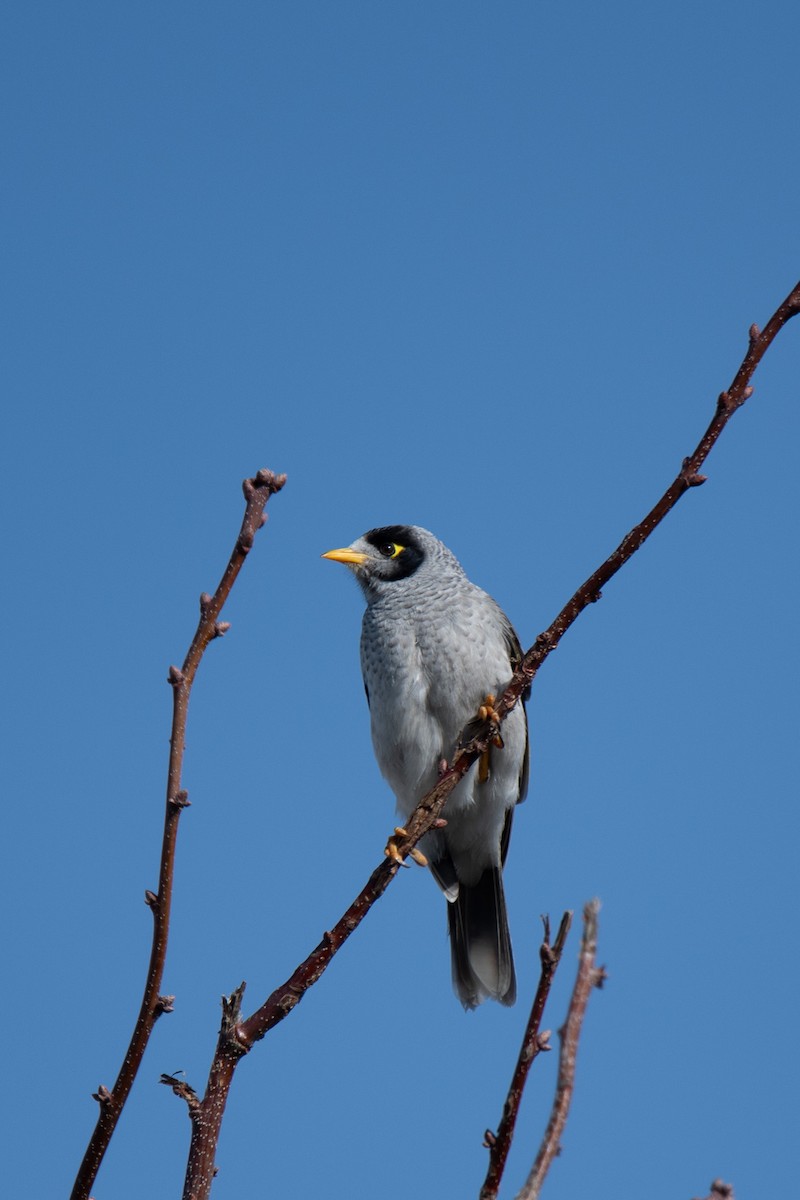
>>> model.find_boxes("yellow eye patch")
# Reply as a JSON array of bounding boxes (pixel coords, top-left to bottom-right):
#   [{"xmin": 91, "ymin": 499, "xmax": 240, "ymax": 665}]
[{"xmin": 379, "ymin": 542, "xmax": 405, "ymax": 559}]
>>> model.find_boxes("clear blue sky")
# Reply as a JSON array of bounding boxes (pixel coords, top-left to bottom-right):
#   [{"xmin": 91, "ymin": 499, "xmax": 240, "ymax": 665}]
[{"xmin": 3, "ymin": 3, "xmax": 799, "ymax": 1198}]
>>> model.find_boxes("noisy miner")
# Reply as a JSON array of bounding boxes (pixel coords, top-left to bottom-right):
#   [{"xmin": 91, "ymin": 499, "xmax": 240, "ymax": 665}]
[{"xmin": 323, "ymin": 525, "xmax": 529, "ymax": 1008}]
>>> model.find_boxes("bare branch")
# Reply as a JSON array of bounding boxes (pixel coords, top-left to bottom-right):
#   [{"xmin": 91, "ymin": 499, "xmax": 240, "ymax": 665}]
[
  {"xmin": 70, "ymin": 469, "xmax": 286, "ymax": 1200},
  {"xmin": 175, "ymin": 281, "xmax": 800, "ymax": 1194},
  {"xmin": 517, "ymin": 900, "xmax": 605, "ymax": 1200},
  {"xmin": 177, "ymin": 860, "xmax": 407, "ymax": 1199},
  {"xmin": 178, "ymin": 985, "xmax": 248, "ymax": 1200},
  {"xmin": 480, "ymin": 912, "xmax": 573, "ymax": 1200},
  {"xmin": 390, "ymin": 280, "xmax": 800, "ymax": 864}
]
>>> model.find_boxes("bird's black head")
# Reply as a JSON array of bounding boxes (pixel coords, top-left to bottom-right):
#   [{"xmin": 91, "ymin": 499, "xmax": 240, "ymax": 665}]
[
  {"xmin": 322, "ymin": 524, "xmax": 456, "ymax": 597},
  {"xmin": 360, "ymin": 525, "xmax": 426, "ymax": 580}
]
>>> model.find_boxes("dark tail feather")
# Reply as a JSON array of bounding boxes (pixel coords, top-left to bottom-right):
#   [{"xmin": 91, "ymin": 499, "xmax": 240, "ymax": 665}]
[{"xmin": 447, "ymin": 867, "xmax": 516, "ymax": 1009}]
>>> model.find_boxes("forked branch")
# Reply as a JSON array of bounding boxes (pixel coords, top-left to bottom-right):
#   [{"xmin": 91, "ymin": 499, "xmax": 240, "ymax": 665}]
[
  {"xmin": 480, "ymin": 911, "xmax": 573, "ymax": 1200},
  {"xmin": 398, "ymin": 280, "xmax": 800, "ymax": 853},
  {"xmin": 70, "ymin": 469, "xmax": 286, "ymax": 1200},
  {"xmin": 517, "ymin": 900, "xmax": 605, "ymax": 1200},
  {"xmin": 175, "ymin": 281, "xmax": 800, "ymax": 1198}
]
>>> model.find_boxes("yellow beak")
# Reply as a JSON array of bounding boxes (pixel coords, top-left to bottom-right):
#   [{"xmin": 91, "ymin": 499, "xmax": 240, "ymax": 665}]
[{"xmin": 321, "ymin": 547, "xmax": 369, "ymax": 566}]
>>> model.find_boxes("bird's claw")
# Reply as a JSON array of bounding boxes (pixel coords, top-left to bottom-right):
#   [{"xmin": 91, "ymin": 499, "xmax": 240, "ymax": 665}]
[
  {"xmin": 478, "ymin": 694, "xmax": 504, "ymax": 748},
  {"xmin": 384, "ymin": 826, "xmax": 428, "ymax": 868}
]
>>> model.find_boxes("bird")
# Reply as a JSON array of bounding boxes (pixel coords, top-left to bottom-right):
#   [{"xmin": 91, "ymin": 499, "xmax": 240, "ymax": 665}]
[{"xmin": 322, "ymin": 525, "xmax": 529, "ymax": 1008}]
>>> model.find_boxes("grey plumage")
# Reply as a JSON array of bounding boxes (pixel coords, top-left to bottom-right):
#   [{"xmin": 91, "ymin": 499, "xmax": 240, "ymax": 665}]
[{"xmin": 323, "ymin": 525, "xmax": 529, "ymax": 1009}]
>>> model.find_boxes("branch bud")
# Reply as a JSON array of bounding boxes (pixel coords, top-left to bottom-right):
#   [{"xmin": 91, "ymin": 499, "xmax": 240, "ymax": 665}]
[{"xmin": 167, "ymin": 665, "xmax": 185, "ymax": 687}]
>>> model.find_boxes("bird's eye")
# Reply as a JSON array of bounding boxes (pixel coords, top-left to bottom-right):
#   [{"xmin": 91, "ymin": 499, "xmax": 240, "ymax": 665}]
[{"xmin": 378, "ymin": 542, "xmax": 404, "ymax": 559}]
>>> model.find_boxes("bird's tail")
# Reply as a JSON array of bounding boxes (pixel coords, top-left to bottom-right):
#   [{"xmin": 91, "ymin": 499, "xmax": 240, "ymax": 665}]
[{"xmin": 447, "ymin": 867, "xmax": 516, "ymax": 1009}]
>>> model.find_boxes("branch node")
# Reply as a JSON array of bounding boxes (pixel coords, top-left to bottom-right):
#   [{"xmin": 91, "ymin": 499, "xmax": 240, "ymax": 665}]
[
  {"xmin": 241, "ymin": 468, "xmax": 287, "ymax": 511},
  {"xmin": 199, "ymin": 592, "xmax": 212, "ymax": 615},
  {"xmin": 144, "ymin": 889, "xmax": 158, "ymax": 908},
  {"xmin": 221, "ymin": 982, "xmax": 247, "ymax": 1034},
  {"xmin": 167, "ymin": 665, "xmax": 185, "ymax": 688},
  {"xmin": 160, "ymin": 1073, "xmax": 200, "ymax": 1112},
  {"xmin": 92, "ymin": 1085, "xmax": 113, "ymax": 1107},
  {"xmin": 155, "ymin": 994, "xmax": 175, "ymax": 1016},
  {"xmin": 535, "ymin": 629, "xmax": 556, "ymax": 656},
  {"xmin": 213, "ymin": 621, "xmax": 231, "ymax": 638},
  {"xmin": 716, "ymin": 389, "xmax": 746, "ymax": 415},
  {"xmin": 680, "ymin": 457, "xmax": 708, "ymax": 488},
  {"xmin": 169, "ymin": 789, "xmax": 191, "ymax": 810},
  {"xmin": 483, "ymin": 1129, "xmax": 497, "ymax": 1149},
  {"xmin": 693, "ymin": 1181, "xmax": 736, "ymax": 1200},
  {"xmin": 253, "ymin": 467, "xmax": 288, "ymax": 492},
  {"xmin": 540, "ymin": 941, "xmax": 556, "ymax": 967},
  {"xmin": 748, "ymin": 323, "xmax": 760, "ymax": 343}
]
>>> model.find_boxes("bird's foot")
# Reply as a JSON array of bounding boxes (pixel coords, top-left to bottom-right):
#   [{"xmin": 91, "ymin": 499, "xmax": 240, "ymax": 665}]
[
  {"xmin": 384, "ymin": 826, "xmax": 428, "ymax": 868},
  {"xmin": 478, "ymin": 694, "xmax": 505, "ymax": 749}
]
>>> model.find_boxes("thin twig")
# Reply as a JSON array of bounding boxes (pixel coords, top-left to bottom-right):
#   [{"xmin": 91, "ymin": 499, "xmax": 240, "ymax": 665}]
[
  {"xmin": 480, "ymin": 912, "xmax": 573, "ymax": 1200},
  {"xmin": 485, "ymin": 280, "xmax": 800, "ymax": 735},
  {"xmin": 517, "ymin": 900, "xmax": 605, "ymax": 1200},
  {"xmin": 172, "ymin": 282, "xmax": 799, "ymax": 1197},
  {"xmin": 175, "ymin": 984, "xmax": 248, "ymax": 1200},
  {"xmin": 175, "ymin": 861, "xmax": 405, "ymax": 1200},
  {"xmin": 70, "ymin": 468, "xmax": 286, "ymax": 1200},
  {"xmin": 358, "ymin": 280, "xmax": 800, "ymax": 870}
]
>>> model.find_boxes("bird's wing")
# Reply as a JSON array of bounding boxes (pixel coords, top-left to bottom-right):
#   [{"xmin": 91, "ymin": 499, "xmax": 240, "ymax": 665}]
[
  {"xmin": 452, "ymin": 607, "xmax": 530, "ymax": 803},
  {"xmin": 499, "ymin": 612, "xmax": 530, "ymax": 805},
  {"xmin": 500, "ymin": 805, "xmax": 515, "ymax": 867}
]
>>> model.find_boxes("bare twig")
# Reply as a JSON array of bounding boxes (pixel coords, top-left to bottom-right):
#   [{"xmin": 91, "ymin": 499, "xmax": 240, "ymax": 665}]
[
  {"xmin": 177, "ymin": 862, "xmax": 406, "ymax": 1200},
  {"xmin": 517, "ymin": 900, "xmax": 605, "ymax": 1200},
  {"xmin": 173, "ymin": 281, "xmax": 800, "ymax": 1197},
  {"xmin": 486, "ymin": 281, "xmax": 800, "ymax": 733},
  {"xmin": 693, "ymin": 1182, "xmax": 735, "ymax": 1200},
  {"xmin": 480, "ymin": 912, "xmax": 573, "ymax": 1200},
  {"xmin": 70, "ymin": 468, "xmax": 286, "ymax": 1200},
  {"xmin": 172, "ymin": 984, "xmax": 249, "ymax": 1200}
]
